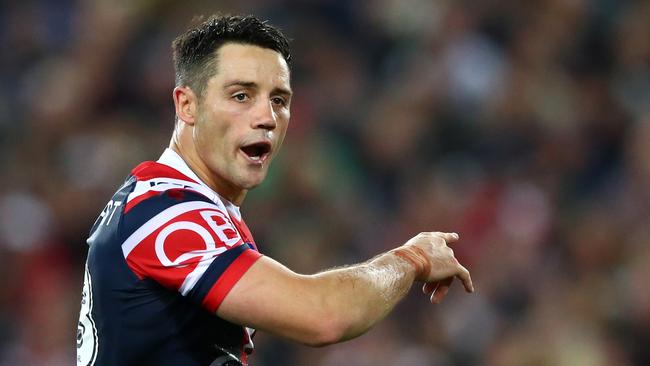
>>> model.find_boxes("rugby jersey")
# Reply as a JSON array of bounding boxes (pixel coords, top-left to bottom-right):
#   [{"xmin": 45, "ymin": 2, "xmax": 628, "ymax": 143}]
[{"xmin": 76, "ymin": 148, "xmax": 261, "ymax": 366}]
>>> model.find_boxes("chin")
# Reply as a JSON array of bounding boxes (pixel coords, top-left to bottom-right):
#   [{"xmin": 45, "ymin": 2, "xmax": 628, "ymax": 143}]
[{"xmin": 238, "ymin": 173, "xmax": 267, "ymax": 190}]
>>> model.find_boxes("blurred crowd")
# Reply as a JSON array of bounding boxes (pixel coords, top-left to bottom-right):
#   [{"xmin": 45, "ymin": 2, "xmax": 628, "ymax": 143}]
[{"xmin": 1, "ymin": 0, "xmax": 649, "ymax": 365}]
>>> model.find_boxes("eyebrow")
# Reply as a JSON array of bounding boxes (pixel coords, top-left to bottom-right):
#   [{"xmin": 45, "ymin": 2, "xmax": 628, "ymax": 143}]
[{"xmin": 223, "ymin": 80, "xmax": 293, "ymax": 97}]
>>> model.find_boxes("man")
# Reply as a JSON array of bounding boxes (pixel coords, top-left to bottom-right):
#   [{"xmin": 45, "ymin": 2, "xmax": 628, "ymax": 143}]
[{"xmin": 76, "ymin": 14, "xmax": 474, "ymax": 366}]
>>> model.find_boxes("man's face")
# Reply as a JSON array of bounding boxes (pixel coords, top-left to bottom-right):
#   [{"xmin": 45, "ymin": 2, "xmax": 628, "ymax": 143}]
[{"xmin": 193, "ymin": 43, "xmax": 291, "ymax": 193}]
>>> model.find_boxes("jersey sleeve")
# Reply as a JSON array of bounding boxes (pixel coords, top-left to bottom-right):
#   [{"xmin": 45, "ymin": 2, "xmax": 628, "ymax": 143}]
[{"xmin": 120, "ymin": 189, "xmax": 262, "ymax": 312}]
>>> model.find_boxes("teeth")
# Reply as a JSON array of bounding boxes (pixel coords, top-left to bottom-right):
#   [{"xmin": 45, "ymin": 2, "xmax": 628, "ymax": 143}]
[{"xmin": 250, "ymin": 155, "xmax": 260, "ymax": 161}]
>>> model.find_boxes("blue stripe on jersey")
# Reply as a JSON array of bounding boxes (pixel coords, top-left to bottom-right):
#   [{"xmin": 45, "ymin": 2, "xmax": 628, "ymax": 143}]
[
  {"xmin": 119, "ymin": 186, "xmax": 214, "ymax": 243},
  {"xmin": 187, "ymin": 243, "xmax": 254, "ymax": 306}
]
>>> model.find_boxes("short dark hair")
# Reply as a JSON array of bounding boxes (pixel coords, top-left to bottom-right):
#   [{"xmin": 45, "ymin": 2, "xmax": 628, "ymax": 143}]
[{"xmin": 172, "ymin": 14, "xmax": 291, "ymax": 98}]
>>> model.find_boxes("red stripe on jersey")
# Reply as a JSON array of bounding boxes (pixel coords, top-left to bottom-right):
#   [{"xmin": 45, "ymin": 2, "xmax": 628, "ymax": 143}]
[
  {"xmin": 231, "ymin": 217, "xmax": 258, "ymax": 250},
  {"xmin": 124, "ymin": 188, "xmax": 189, "ymax": 214},
  {"xmin": 131, "ymin": 161, "xmax": 198, "ymax": 183},
  {"xmin": 202, "ymin": 249, "xmax": 262, "ymax": 313},
  {"xmin": 125, "ymin": 161, "xmax": 203, "ymax": 213},
  {"xmin": 124, "ymin": 190, "xmax": 160, "ymax": 214},
  {"xmin": 240, "ymin": 349, "xmax": 249, "ymax": 365}
]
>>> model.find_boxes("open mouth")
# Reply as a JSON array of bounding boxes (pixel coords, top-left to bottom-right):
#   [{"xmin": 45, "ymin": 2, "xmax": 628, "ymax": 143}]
[{"xmin": 240, "ymin": 141, "xmax": 272, "ymax": 164}]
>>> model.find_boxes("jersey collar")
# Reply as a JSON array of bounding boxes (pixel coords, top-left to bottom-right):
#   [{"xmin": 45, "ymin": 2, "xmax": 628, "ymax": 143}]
[{"xmin": 157, "ymin": 148, "xmax": 242, "ymax": 220}]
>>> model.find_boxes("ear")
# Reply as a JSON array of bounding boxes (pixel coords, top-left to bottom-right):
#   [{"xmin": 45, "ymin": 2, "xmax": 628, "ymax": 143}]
[{"xmin": 173, "ymin": 86, "xmax": 198, "ymax": 125}]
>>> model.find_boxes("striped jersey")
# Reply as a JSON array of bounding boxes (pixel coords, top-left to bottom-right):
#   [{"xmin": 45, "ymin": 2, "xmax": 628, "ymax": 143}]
[{"xmin": 76, "ymin": 148, "xmax": 262, "ymax": 366}]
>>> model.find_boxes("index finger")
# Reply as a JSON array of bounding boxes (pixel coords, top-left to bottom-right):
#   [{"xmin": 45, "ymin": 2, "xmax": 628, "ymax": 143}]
[
  {"xmin": 434, "ymin": 232, "xmax": 460, "ymax": 244},
  {"xmin": 456, "ymin": 263, "xmax": 474, "ymax": 293}
]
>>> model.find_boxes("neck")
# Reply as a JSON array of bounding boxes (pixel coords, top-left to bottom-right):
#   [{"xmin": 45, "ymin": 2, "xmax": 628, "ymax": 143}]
[{"xmin": 169, "ymin": 129, "xmax": 247, "ymax": 206}]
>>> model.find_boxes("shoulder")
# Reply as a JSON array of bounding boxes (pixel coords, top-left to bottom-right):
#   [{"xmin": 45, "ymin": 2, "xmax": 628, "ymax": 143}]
[
  {"xmin": 118, "ymin": 163, "xmax": 248, "ymax": 280},
  {"xmin": 119, "ymin": 161, "xmax": 235, "ymax": 243},
  {"xmin": 124, "ymin": 160, "xmax": 215, "ymax": 212}
]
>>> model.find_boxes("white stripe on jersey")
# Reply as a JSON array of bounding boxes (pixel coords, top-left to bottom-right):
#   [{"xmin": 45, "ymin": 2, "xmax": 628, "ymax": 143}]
[
  {"xmin": 121, "ymin": 201, "xmax": 219, "ymax": 258},
  {"xmin": 126, "ymin": 178, "xmax": 217, "ymax": 205},
  {"xmin": 178, "ymin": 249, "xmax": 224, "ymax": 295}
]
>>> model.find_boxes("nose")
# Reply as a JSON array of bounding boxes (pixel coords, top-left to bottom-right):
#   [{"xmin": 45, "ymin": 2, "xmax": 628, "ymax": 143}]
[{"xmin": 252, "ymin": 99, "xmax": 277, "ymax": 131}]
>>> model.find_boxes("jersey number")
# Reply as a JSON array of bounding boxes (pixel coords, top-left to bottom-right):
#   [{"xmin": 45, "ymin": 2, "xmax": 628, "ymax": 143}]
[{"xmin": 77, "ymin": 264, "xmax": 98, "ymax": 366}]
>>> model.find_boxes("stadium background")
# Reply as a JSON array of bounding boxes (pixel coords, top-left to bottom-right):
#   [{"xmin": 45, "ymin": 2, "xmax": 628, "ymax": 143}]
[{"xmin": 0, "ymin": 0, "xmax": 648, "ymax": 364}]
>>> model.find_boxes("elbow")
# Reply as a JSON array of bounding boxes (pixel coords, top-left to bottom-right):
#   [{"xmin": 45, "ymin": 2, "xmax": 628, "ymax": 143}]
[
  {"xmin": 290, "ymin": 304, "xmax": 356, "ymax": 347},
  {"xmin": 300, "ymin": 318, "xmax": 347, "ymax": 347}
]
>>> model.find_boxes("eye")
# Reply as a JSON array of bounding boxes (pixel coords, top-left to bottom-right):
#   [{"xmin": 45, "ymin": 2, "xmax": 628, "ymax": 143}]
[
  {"xmin": 271, "ymin": 96, "xmax": 287, "ymax": 107},
  {"xmin": 233, "ymin": 92, "xmax": 249, "ymax": 102}
]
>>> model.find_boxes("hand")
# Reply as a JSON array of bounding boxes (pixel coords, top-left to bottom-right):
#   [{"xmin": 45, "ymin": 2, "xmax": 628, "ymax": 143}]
[{"xmin": 398, "ymin": 232, "xmax": 474, "ymax": 304}]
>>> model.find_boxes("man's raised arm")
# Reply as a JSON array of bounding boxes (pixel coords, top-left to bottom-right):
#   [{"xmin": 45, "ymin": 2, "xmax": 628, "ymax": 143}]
[{"xmin": 217, "ymin": 232, "xmax": 474, "ymax": 347}]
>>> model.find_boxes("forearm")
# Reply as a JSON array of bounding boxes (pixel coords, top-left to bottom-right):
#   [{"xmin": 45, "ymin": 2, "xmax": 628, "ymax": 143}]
[
  {"xmin": 310, "ymin": 251, "xmax": 417, "ymax": 342},
  {"xmin": 218, "ymin": 232, "xmax": 472, "ymax": 347}
]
